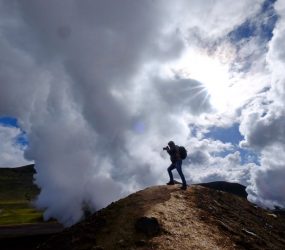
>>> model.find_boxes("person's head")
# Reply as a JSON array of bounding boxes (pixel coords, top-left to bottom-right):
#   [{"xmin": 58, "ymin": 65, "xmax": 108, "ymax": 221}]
[{"xmin": 168, "ymin": 141, "xmax": 175, "ymax": 149}]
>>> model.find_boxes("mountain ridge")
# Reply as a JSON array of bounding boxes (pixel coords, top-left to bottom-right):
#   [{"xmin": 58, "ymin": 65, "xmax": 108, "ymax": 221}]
[
  {"xmin": 196, "ymin": 181, "xmax": 247, "ymax": 198},
  {"xmin": 1, "ymin": 165, "xmax": 285, "ymax": 249},
  {"xmin": 39, "ymin": 184, "xmax": 285, "ymax": 250}
]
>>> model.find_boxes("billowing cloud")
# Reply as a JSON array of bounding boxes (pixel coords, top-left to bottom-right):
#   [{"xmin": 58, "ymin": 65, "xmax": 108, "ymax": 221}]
[
  {"xmin": 247, "ymin": 144, "xmax": 285, "ymax": 208},
  {"xmin": 1, "ymin": 0, "xmax": 285, "ymax": 226},
  {"xmin": 182, "ymin": 137, "xmax": 255, "ymax": 186},
  {"xmin": 241, "ymin": 0, "xmax": 285, "ymax": 208},
  {"xmin": 0, "ymin": 0, "xmax": 192, "ymax": 225},
  {"xmin": 0, "ymin": 125, "xmax": 30, "ymax": 167}
]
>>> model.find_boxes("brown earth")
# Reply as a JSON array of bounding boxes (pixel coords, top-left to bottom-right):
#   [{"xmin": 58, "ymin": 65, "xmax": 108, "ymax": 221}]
[{"xmin": 37, "ymin": 184, "xmax": 285, "ymax": 250}]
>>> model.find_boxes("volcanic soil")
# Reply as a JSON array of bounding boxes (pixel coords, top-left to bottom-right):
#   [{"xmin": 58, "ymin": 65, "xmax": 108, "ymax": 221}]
[{"xmin": 38, "ymin": 184, "xmax": 285, "ymax": 250}]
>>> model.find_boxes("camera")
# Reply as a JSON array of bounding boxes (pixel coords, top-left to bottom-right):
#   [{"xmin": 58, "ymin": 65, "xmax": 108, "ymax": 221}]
[{"xmin": 163, "ymin": 146, "xmax": 168, "ymax": 151}]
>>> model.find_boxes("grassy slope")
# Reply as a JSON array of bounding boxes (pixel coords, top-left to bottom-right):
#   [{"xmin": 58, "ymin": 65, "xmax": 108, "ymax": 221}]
[{"xmin": 0, "ymin": 164, "xmax": 43, "ymax": 225}]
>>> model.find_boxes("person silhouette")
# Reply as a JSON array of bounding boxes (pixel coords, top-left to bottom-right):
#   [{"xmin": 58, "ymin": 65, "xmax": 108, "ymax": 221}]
[{"xmin": 163, "ymin": 141, "xmax": 187, "ymax": 190}]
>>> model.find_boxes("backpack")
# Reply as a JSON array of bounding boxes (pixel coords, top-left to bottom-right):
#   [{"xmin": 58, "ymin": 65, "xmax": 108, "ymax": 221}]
[{"xmin": 178, "ymin": 146, "xmax": 187, "ymax": 160}]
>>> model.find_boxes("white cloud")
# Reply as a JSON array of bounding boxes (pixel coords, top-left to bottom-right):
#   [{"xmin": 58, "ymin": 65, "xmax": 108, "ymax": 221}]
[
  {"xmin": 182, "ymin": 137, "xmax": 255, "ymax": 186},
  {"xmin": 0, "ymin": 125, "xmax": 31, "ymax": 167},
  {"xmin": 171, "ymin": 0, "xmax": 263, "ymax": 39},
  {"xmin": 247, "ymin": 144, "xmax": 285, "ymax": 209},
  {"xmin": 240, "ymin": 0, "xmax": 285, "ymax": 209}
]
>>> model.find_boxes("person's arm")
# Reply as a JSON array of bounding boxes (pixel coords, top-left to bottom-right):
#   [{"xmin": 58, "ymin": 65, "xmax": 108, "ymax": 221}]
[
  {"xmin": 166, "ymin": 147, "xmax": 170, "ymax": 154},
  {"xmin": 164, "ymin": 146, "xmax": 171, "ymax": 155}
]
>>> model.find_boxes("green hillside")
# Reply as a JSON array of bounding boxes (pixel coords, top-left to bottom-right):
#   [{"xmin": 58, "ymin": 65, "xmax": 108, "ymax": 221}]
[{"xmin": 0, "ymin": 164, "xmax": 43, "ymax": 225}]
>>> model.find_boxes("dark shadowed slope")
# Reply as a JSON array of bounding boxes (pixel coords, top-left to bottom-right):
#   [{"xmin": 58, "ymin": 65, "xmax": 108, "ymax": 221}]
[
  {"xmin": 0, "ymin": 164, "xmax": 39, "ymax": 201},
  {"xmin": 39, "ymin": 184, "xmax": 285, "ymax": 250},
  {"xmin": 197, "ymin": 181, "xmax": 247, "ymax": 198},
  {"xmin": 0, "ymin": 165, "xmax": 64, "ymax": 250}
]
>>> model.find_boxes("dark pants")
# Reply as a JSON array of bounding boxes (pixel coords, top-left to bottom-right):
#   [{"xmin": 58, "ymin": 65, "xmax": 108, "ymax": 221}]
[{"xmin": 167, "ymin": 160, "xmax": 187, "ymax": 186}]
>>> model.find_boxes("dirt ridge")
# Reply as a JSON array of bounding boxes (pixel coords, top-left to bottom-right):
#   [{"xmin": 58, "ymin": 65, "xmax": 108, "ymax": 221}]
[{"xmin": 38, "ymin": 184, "xmax": 285, "ymax": 250}]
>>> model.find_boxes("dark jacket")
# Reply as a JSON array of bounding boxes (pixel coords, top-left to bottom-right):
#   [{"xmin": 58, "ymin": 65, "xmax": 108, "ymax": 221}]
[{"xmin": 167, "ymin": 146, "xmax": 180, "ymax": 163}]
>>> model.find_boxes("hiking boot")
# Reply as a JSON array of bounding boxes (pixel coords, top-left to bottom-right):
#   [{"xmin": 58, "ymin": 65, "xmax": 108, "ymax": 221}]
[
  {"xmin": 180, "ymin": 185, "xmax": 187, "ymax": 190},
  {"xmin": 166, "ymin": 181, "xmax": 175, "ymax": 185}
]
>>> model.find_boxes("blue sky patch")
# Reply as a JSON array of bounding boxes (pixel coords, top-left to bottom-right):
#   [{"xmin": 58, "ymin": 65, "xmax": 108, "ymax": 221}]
[
  {"xmin": 228, "ymin": 0, "xmax": 277, "ymax": 43},
  {"xmin": 229, "ymin": 20, "xmax": 255, "ymax": 41},
  {"xmin": 191, "ymin": 125, "xmax": 199, "ymax": 137},
  {"xmin": 0, "ymin": 116, "xmax": 19, "ymax": 127},
  {"xmin": 205, "ymin": 123, "xmax": 243, "ymax": 145},
  {"xmin": 238, "ymin": 147, "xmax": 260, "ymax": 165},
  {"xmin": 259, "ymin": 0, "xmax": 278, "ymax": 41},
  {"xmin": 0, "ymin": 116, "xmax": 29, "ymax": 147},
  {"xmin": 206, "ymin": 123, "xmax": 259, "ymax": 165},
  {"xmin": 16, "ymin": 132, "xmax": 29, "ymax": 147}
]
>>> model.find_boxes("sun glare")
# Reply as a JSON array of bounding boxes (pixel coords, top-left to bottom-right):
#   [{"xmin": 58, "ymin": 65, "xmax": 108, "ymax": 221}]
[{"xmin": 164, "ymin": 48, "xmax": 241, "ymax": 112}]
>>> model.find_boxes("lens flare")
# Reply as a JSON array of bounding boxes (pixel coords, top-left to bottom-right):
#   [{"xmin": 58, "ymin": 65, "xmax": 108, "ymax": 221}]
[{"xmin": 163, "ymin": 48, "xmax": 245, "ymax": 112}]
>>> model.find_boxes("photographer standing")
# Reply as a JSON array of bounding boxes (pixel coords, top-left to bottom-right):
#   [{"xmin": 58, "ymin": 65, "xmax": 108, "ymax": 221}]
[{"xmin": 163, "ymin": 141, "xmax": 187, "ymax": 190}]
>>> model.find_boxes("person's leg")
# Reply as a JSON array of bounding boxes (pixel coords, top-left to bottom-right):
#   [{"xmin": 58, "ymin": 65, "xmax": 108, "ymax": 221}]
[
  {"xmin": 167, "ymin": 163, "xmax": 176, "ymax": 184},
  {"xmin": 176, "ymin": 160, "xmax": 187, "ymax": 188}
]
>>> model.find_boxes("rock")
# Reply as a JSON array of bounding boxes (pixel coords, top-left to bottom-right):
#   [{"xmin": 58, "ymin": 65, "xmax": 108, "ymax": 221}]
[
  {"xmin": 242, "ymin": 228, "xmax": 258, "ymax": 237},
  {"xmin": 267, "ymin": 213, "xmax": 278, "ymax": 218},
  {"xmin": 135, "ymin": 217, "xmax": 161, "ymax": 236},
  {"xmin": 117, "ymin": 239, "xmax": 126, "ymax": 247},
  {"xmin": 135, "ymin": 239, "xmax": 147, "ymax": 246},
  {"xmin": 92, "ymin": 246, "xmax": 104, "ymax": 250}
]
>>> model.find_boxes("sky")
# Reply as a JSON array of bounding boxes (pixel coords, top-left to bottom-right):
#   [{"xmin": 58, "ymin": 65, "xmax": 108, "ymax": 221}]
[{"xmin": 0, "ymin": 0, "xmax": 285, "ymax": 226}]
